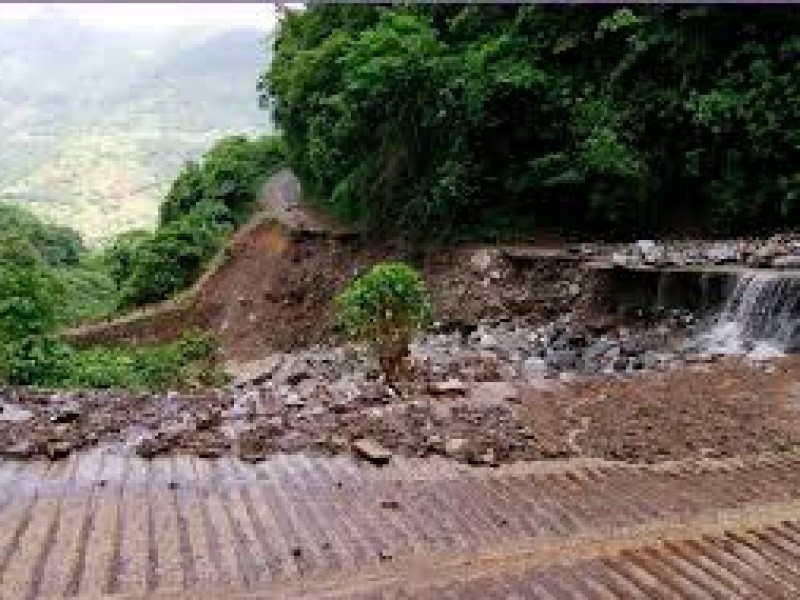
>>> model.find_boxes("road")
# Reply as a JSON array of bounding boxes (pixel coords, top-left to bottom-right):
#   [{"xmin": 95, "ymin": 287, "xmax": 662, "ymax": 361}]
[{"xmin": 0, "ymin": 449, "xmax": 799, "ymax": 598}]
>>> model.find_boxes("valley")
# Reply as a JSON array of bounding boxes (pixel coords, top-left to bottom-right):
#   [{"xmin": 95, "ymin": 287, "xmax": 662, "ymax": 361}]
[{"xmin": 0, "ymin": 15, "xmax": 272, "ymax": 242}]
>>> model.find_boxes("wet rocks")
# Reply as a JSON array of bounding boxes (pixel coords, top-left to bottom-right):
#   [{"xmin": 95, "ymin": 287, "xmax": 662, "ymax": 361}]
[
  {"xmin": 428, "ymin": 379, "xmax": 467, "ymax": 395},
  {"xmin": 444, "ymin": 437, "xmax": 468, "ymax": 457},
  {"xmin": 134, "ymin": 432, "xmax": 173, "ymax": 459},
  {"xmin": 2, "ymin": 441, "xmax": 35, "ymax": 459},
  {"xmin": 46, "ymin": 440, "xmax": 74, "ymax": 461},
  {"xmin": 49, "ymin": 400, "xmax": 82, "ymax": 424},
  {"xmin": 352, "ymin": 438, "xmax": 392, "ymax": 465},
  {"xmin": 0, "ymin": 404, "xmax": 33, "ymax": 423}
]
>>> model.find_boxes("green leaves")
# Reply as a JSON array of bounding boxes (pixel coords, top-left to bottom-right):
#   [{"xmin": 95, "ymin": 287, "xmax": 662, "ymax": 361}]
[
  {"xmin": 117, "ymin": 135, "xmax": 285, "ymax": 309},
  {"xmin": 268, "ymin": 5, "xmax": 800, "ymax": 238},
  {"xmin": 0, "ymin": 331, "xmax": 225, "ymax": 390},
  {"xmin": 334, "ymin": 262, "xmax": 432, "ymax": 358}
]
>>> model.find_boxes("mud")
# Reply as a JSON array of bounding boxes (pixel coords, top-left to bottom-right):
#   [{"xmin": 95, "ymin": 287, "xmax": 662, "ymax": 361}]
[{"xmin": 1, "ymin": 354, "xmax": 798, "ymax": 466}]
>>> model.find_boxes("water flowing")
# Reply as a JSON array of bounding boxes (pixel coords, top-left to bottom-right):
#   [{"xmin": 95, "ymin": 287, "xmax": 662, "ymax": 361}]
[{"xmin": 698, "ymin": 273, "xmax": 800, "ymax": 357}]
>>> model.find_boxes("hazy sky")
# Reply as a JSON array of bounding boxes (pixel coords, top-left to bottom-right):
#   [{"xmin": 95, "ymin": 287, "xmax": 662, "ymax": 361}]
[{"xmin": 0, "ymin": 3, "xmax": 283, "ymax": 32}]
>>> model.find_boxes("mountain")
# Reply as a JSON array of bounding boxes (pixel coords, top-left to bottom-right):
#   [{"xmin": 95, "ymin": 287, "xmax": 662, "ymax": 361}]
[{"xmin": 0, "ymin": 16, "xmax": 274, "ymax": 243}]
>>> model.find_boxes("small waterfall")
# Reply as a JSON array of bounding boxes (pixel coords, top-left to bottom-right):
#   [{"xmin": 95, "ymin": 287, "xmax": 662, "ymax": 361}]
[{"xmin": 698, "ymin": 273, "xmax": 800, "ymax": 357}]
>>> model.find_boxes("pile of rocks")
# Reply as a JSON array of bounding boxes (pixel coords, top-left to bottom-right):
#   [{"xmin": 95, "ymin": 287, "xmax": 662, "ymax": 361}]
[
  {"xmin": 234, "ymin": 314, "xmax": 697, "ymax": 395},
  {"xmin": 579, "ymin": 234, "xmax": 800, "ymax": 269}
]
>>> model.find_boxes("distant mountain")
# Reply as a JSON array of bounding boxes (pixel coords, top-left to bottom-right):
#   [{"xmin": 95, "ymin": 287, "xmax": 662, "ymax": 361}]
[{"xmin": 0, "ymin": 16, "xmax": 274, "ymax": 243}]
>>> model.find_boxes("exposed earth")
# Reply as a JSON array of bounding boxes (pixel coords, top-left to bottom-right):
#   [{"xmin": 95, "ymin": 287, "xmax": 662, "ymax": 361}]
[
  {"xmin": 1, "ymin": 350, "xmax": 798, "ymax": 467},
  {"xmin": 9, "ymin": 171, "xmax": 800, "ymax": 597}
]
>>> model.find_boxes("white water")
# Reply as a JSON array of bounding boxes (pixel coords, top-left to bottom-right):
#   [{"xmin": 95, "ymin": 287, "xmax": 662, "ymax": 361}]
[{"xmin": 698, "ymin": 273, "xmax": 800, "ymax": 358}]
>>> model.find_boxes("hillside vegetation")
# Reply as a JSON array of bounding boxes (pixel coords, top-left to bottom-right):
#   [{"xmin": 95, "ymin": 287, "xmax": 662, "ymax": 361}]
[
  {"xmin": 265, "ymin": 5, "xmax": 800, "ymax": 240},
  {"xmin": 0, "ymin": 131, "xmax": 284, "ymax": 389},
  {"xmin": 0, "ymin": 205, "xmax": 227, "ymax": 389}
]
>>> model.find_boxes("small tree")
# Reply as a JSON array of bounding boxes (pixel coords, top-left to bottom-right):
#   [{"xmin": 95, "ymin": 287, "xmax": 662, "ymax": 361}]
[{"xmin": 334, "ymin": 262, "xmax": 432, "ymax": 380}]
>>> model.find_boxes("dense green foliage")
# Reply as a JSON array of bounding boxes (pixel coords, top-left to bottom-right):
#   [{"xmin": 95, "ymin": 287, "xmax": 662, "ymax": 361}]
[
  {"xmin": 160, "ymin": 135, "xmax": 286, "ymax": 226},
  {"xmin": 0, "ymin": 205, "xmax": 225, "ymax": 390},
  {"xmin": 266, "ymin": 5, "xmax": 800, "ymax": 239},
  {"xmin": 118, "ymin": 202, "xmax": 232, "ymax": 307},
  {"xmin": 335, "ymin": 262, "xmax": 432, "ymax": 377},
  {"xmin": 0, "ymin": 206, "xmax": 117, "ymax": 329},
  {"xmin": 1, "ymin": 331, "xmax": 226, "ymax": 390},
  {"xmin": 115, "ymin": 135, "xmax": 285, "ymax": 308},
  {"xmin": 0, "ymin": 205, "xmax": 83, "ymax": 267},
  {"xmin": 0, "ymin": 235, "xmax": 61, "ymax": 343}
]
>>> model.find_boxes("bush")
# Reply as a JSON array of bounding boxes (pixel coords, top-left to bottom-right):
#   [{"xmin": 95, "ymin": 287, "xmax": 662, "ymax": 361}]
[
  {"xmin": 118, "ymin": 202, "xmax": 232, "ymax": 308},
  {"xmin": 334, "ymin": 262, "xmax": 432, "ymax": 379},
  {"xmin": 0, "ymin": 330, "xmax": 227, "ymax": 391},
  {"xmin": 115, "ymin": 134, "xmax": 286, "ymax": 309},
  {"xmin": 160, "ymin": 135, "xmax": 286, "ymax": 226},
  {"xmin": 0, "ymin": 235, "xmax": 62, "ymax": 343},
  {"xmin": 0, "ymin": 336, "xmax": 74, "ymax": 387}
]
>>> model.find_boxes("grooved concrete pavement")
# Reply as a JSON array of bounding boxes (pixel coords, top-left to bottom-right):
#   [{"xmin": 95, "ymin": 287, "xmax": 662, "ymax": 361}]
[{"xmin": 0, "ymin": 449, "xmax": 799, "ymax": 598}]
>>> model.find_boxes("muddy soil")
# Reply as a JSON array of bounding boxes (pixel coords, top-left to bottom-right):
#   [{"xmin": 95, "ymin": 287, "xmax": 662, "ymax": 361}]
[{"xmin": 1, "ymin": 354, "xmax": 798, "ymax": 466}]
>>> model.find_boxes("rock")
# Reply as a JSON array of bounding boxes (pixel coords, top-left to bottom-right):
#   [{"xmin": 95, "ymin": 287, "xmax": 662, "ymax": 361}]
[
  {"xmin": 636, "ymin": 240, "xmax": 657, "ymax": 255},
  {"xmin": 521, "ymin": 357, "xmax": 547, "ymax": 379},
  {"xmin": 706, "ymin": 244, "xmax": 739, "ymax": 264},
  {"xmin": 468, "ymin": 448, "xmax": 497, "ymax": 466},
  {"xmin": 0, "ymin": 404, "xmax": 34, "ymax": 423},
  {"xmin": 195, "ymin": 410, "xmax": 221, "ymax": 430},
  {"xmin": 135, "ymin": 433, "xmax": 171, "ymax": 459},
  {"xmin": 545, "ymin": 349, "xmax": 579, "ymax": 371},
  {"xmin": 46, "ymin": 440, "xmax": 73, "ymax": 461},
  {"xmin": 772, "ymin": 255, "xmax": 800, "ymax": 269},
  {"xmin": 284, "ymin": 392, "xmax": 305, "ymax": 408},
  {"xmin": 469, "ymin": 249, "xmax": 493, "ymax": 273},
  {"xmin": 352, "ymin": 438, "xmax": 392, "ymax": 465},
  {"xmin": 2, "ymin": 441, "xmax": 34, "ymax": 459},
  {"xmin": 611, "ymin": 252, "xmax": 632, "ymax": 267},
  {"xmin": 686, "ymin": 353, "xmax": 716, "ymax": 364},
  {"xmin": 50, "ymin": 400, "xmax": 81, "ymax": 424},
  {"xmin": 286, "ymin": 370, "xmax": 311, "ymax": 386},
  {"xmin": 444, "ymin": 437, "xmax": 468, "ymax": 457},
  {"xmin": 428, "ymin": 379, "xmax": 467, "ymax": 395},
  {"xmin": 470, "ymin": 381, "xmax": 518, "ymax": 403},
  {"xmin": 567, "ymin": 283, "xmax": 581, "ymax": 297},
  {"xmin": 379, "ymin": 499, "xmax": 401, "ymax": 510},
  {"xmin": 478, "ymin": 333, "xmax": 498, "ymax": 349}
]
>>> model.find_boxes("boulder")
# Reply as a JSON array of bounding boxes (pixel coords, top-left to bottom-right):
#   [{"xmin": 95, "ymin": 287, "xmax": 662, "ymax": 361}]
[
  {"xmin": 0, "ymin": 404, "xmax": 34, "ymax": 423},
  {"xmin": 428, "ymin": 379, "xmax": 467, "ymax": 395},
  {"xmin": 469, "ymin": 381, "xmax": 518, "ymax": 403},
  {"xmin": 352, "ymin": 438, "xmax": 392, "ymax": 465},
  {"xmin": 772, "ymin": 255, "xmax": 800, "ymax": 269}
]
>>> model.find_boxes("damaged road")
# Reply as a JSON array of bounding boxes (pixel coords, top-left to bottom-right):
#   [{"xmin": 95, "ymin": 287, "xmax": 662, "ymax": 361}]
[{"xmin": 1, "ymin": 352, "xmax": 798, "ymax": 467}]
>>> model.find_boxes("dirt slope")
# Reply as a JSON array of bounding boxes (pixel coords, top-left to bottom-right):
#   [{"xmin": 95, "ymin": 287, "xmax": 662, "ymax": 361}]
[{"xmin": 66, "ymin": 170, "xmax": 597, "ymax": 363}]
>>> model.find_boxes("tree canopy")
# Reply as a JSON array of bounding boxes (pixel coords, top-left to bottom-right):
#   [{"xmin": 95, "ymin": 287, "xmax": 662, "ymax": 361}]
[
  {"xmin": 117, "ymin": 134, "xmax": 285, "ymax": 308},
  {"xmin": 265, "ymin": 5, "xmax": 800, "ymax": 239}
]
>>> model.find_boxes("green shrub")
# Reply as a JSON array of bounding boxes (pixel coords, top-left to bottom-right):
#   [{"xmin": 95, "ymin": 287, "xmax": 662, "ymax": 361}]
[
  {"xmin": 115, "ymin": 134, "xmax": 286, "ymax": 310},
  {"xmin": 118, "ymin": 202, "xmax": 232, "ymax": 308},
  {"xmin": 159, "ymin": 135, "xmax": 286, "ymax": 226},
  {"xmin": 0, "ymin": 331, "xmax": 227, "ymax": 391},
  {"xmin": 0, "ymin": 336, "xmax": 74, "ymax": 387},
  {"xmin": 334, "ymin": 262, "xmax": 432, "ymax": 379},
  {"xmin": 0, "ymin": 235, "xmax": 62, "ymax": 343}
]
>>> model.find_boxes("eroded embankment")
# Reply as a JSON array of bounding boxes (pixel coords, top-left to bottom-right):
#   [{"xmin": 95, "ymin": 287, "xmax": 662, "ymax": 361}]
[{"xmin": 64, "ymin": 216, "xmax": 602, "ymax": 363}]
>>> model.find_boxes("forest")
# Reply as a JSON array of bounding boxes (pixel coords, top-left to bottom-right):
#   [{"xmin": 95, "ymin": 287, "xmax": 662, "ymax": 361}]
[
  {"xmin": 265, "ymin": 5, "xmax": 800, "ymax": 239},
  {"xmin": 4, "ymin": 5, "xmax": 800, "ymax": 389}
]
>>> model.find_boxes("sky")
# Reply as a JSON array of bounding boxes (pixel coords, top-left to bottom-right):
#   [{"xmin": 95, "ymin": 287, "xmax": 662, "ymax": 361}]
[{"xmin": 0, "ymin": 3, "xmax": 284, "ymax": 32}]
